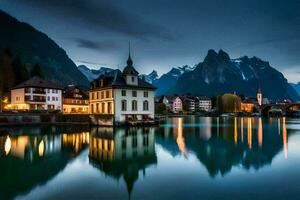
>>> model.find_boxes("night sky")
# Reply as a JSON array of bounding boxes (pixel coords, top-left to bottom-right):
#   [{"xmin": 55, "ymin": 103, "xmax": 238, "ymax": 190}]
[{"xmin": 1, "ymin": 0, "xmax": 300, "ymax": 82}]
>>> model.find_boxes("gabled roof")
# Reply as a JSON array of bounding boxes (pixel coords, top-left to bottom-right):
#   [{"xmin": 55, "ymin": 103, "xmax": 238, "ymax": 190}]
[
  {"xmin": 64, "ymin": 85, "xmax": 89, "ymax": 99},
  {"xmin": 91, "ymin": 70, "xmax": 156, "ymax": 90},
  {"xmin": 12, "ymin": 76, "xmax": 63, "ymax": 90}
]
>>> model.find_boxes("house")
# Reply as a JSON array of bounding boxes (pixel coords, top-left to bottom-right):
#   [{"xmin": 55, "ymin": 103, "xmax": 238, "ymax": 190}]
[
  {"xmin": 196, "ymin": 96, "xmax": 212, "ymax": 111},
  {"xmin": 9, "ymin": 76, "xmax": 63, "ymax": 111},
  {"xmin": 164, "ymin": 96, "xmax": 183, "ymax": 113},
  {"xmin": 63, "ymin": 85, "xmax": 89, "ymax": 114},
  {"xmin": 89, "ymin": 53, "xmax": 156, "ymax": 123},
  {"xmin": 181, "ymin": 95, "xmax": 196, "ymax": 112}
]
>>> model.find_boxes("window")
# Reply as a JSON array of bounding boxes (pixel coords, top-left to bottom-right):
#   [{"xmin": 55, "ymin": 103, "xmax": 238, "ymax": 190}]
[
  {"xmin": 102, "ymin": 103, "xmax": 105, "ymax": 113},
  {"xmin": 143, "ymin": 100, "xmax": 149, "ymax": 111},
  {"xmin": 132, "ymin": 100, "xmax": 137, "ymax": 111},
  {"xmin": 47, "ymin": 89, "xmax": 50, "ymax": 93},
  {"xmin": 122, "ymin": 90, "xmax": 126, "ymax": 96},
  {"xmin": 101, "ymin": 91, "xmax": 104, "ymax": 99},
  {"xmin": 144, "ymin": 91, "xmax": 148, "ymax": 98},
  {"xmin": 52, "ymin": 97, "xmax": 55, "ymax": 101},
  {"xmin": 121, "ymin": 100, "xmax": 127, "ymax": 111},
  {"xmin": 132, "ymin": 91, "xmax": 137, "ymax": 97},
  {"xmin": 52, "ymin": 89, "xmax": 55, "ymax": 93},
  {"xmin": 131, "ymin": 76, "xmax": 135, "ymax": 82},
  {"xmin": 47, "ymin": 96, "xmax": 50, "ymax": 101},
  {"xmin": 56, "ymin": 97, "xmax": 58, "ymax": 101},
  {"xmin": 106, "ymin": 91, "xmax": 110, "ymax": 98}
]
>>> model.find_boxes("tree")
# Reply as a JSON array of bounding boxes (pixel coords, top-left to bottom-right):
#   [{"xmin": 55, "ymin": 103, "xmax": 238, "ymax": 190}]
[{"xmin": 155, "ymin": 103, "xmax": 167, "ymax": 114}]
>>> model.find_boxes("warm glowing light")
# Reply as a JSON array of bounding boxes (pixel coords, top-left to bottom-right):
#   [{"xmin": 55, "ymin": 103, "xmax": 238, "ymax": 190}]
[
  {"xmin": 282, "ymin": 117, "xmax": 288, "ymax": 159},
  {"xmin": 176, "ymin": 118, "xmax": 188, "ymax": 155},
  {"xmin": 258, "ymin": 118, "xmax": 263, "ymax": 147},
  {"xmin": 4, "ymin": 136, "xmax": 11, "ymax": 155},
  {"xmin": 241, "ymin": 118, "xmax": 244, "ymax": 143},
  {"xmin": 278, "ymin": 118, "xmax": 281, "ymax": 135},
  {"xmin": 247, "ymin": 118, "xmax": 252, "ymax": 149},
  {"xmin": 234, "ymin": 117, "xmax": 238, "ymax": 144},
  {"xmin": 38, "ymin": 140, "xmax": 45, "ymax": 157}
]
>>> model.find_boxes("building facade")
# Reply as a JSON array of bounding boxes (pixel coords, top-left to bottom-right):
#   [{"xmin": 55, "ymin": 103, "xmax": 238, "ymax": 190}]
[
  {"xmin": 164, "ymin": 96, "xmax": 183, "ymax": 113},
  {"xmin": 63, "ymin": 85, "xmax": 89, "ymax": 114},
  {"xmin": 196, "ymin": 96, "xmax": 212, "ymax": 111},
  {"xmin": 89, "ymin": 54, "xmax": 156, "ymax": 123},
  {"xmin": 9, "ymin": 76, "xmax": 63, "ymax": 111}
]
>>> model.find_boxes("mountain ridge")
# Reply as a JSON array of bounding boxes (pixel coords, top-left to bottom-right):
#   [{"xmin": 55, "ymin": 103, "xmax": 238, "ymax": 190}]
[{"xmin": 0, "ymin": 10, "xmax": 89, "ymax": 90}]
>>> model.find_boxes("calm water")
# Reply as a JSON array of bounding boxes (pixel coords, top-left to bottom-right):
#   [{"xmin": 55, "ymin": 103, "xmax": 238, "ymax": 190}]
[{"xmin": 1, "ymin": 117, "xmax": 300, "ymax": 200}]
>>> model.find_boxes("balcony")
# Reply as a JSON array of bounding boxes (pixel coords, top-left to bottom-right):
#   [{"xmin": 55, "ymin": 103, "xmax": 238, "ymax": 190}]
[
  {"xmin": 25, "ymin": 96, "xmax": 46, "ymax": 103},
  {"xmin": 25, "ymin": 88, "xmax": 46, "ymax": 94}
]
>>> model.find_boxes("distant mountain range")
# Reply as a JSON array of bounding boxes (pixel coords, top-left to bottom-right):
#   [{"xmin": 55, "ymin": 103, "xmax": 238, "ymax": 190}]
[
  {"xmin": 139, "ymin": 50, "xmax": 299, "ymax": 101},
  {"xmin": 0, "ymin": 10, "xmax": 89, "ymax": 90},
  {"xmin": 78, "ymin": 65, "xmax": 113, "ymax": 81}
]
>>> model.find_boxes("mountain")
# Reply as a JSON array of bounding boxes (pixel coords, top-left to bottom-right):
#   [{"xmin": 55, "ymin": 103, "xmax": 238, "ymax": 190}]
[
  {"xmin": 0, "ymin": 10, "xmax": 89, "ymax": 90},
  {"xmin": 159, "ymin": 49, "xmax": 299, "ymax": 101},
  {"xmin": 139, "ymin": 70, "xmax": 159, "ymax": 84},
  {"xmin": 152, "ymin": 65, "xmax": 195, "ymax": 95},
  {"xmin": 78, "ymin": 65, "xmax": 113, "ymax": 81},
  {"xmin": 290, "ymin": 82, "xmax": 300, "ymax": 96}
]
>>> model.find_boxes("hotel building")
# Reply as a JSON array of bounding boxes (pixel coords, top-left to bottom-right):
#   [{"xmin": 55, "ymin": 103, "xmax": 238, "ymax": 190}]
[{"xmin": 9, "ymin": 76, "xmax": 63, "ymax": 111}]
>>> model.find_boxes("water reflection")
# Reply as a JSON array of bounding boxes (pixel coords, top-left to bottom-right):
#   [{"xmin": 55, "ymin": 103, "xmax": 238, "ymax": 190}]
[
  {"xmin": 158, "ymin": 117, "xmax": 290, "ymax": 177},
  {"xmin": 0, "ymin": 117, "xmax": 295, "ymax": 200},
  {"xmin": 89, "ymin": 127, "xmax": 157, "ymax": 197}
]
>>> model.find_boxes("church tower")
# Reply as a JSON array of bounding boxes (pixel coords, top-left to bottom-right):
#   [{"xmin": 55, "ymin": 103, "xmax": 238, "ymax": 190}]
[
  {"xmin": 257, "ymin": 88, "xmax": 263, "ymax": 106},
  {"xmin": 122, "ymin": 44, "xmax": 139, "ymax": 86}
]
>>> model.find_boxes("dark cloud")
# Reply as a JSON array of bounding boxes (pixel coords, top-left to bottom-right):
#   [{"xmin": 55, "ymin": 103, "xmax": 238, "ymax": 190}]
[
  {"xmin": 12, "ymin": 0, "xmax": 174, "ymax": 41},
  {"xmin": 72, "ymin": 38, "xmax": 119, "ymax": 51},
  {"xmin": 77, "ymin": 60, "xmax": 108, "ymax": 66}
]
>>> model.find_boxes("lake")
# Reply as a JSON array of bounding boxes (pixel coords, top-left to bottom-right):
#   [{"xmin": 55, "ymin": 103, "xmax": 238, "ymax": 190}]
[{"xmin": 1, "ymin": 116, "xmax": 300, "ymax": 200}]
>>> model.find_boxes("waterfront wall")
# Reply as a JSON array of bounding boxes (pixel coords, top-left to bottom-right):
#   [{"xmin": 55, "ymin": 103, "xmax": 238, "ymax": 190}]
[{"xmin": 0, "ymin": 113, "xmax": 114, "ymax": 126}]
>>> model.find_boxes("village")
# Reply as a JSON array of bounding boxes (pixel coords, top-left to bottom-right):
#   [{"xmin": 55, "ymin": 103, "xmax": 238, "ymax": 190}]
[{"xmin": 1, "ymin": 52, "xmax": 300, "ymax": 127}]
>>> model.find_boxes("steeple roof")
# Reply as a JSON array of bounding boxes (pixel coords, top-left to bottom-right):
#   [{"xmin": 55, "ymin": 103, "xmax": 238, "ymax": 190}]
[{"xmin": 123, "ymin": 46, "xmax": 139, "ymax": 76}]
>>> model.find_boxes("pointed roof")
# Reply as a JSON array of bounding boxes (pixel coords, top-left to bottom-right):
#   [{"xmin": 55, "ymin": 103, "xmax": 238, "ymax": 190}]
[
  {"xmin": 123, "ymin": 49, "xmax": 139, "ymax": 76},
  {"xmin": 12, "ymin": 76, "xmax": 63, "ymax": 90}
]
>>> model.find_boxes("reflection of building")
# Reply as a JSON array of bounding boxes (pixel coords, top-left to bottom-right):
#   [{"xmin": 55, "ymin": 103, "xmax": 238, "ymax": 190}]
[
  {"xmin": 63, "ymin": 85, "xmax": 89, "ymax": 114},
  {"xmin": 9, "ymin": 76, "xmax": 63, "ymax": 111},
  {"xmin": 89, "ymin": 127, "xmax": 157, "ymax": 196},
  {"xmin": 156, "ymin": 116, "xmax": 289, "ymax": 177},
  {"xmin": 89, "ymin": 53, "xmax": 156, "ymax": 123}
]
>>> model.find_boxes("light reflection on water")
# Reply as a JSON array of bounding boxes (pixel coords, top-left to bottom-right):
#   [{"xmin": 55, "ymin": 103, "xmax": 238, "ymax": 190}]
[{"xmin": 0, "ymin": 117, "xmax": 300, "ymax": 200}]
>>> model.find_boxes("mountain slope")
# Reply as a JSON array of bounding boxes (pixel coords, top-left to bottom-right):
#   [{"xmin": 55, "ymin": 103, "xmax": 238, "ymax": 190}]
[
  {"xmin": 0, "ymin": 10, "xmax": 89, "ymax": 87},
  {"xmin": 165, "ymin": 49, "xmax": 299, "ymax": 101},
  {"xmin": 152, "ymin": 65, "xmax": 195, "ymax": 95},
  {"xmin": 78, "ymin": 65, "xmax": 113, "ymax": 81},
  {"xmin": 290, "ymin": 82, "xmax": 300, "ymax": 96}
]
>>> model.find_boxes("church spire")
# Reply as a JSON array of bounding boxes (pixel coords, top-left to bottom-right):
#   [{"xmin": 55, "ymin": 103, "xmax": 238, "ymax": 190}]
[{"xmin": 127, "ymin": 41, "xmax": 133, "ymax": 66}]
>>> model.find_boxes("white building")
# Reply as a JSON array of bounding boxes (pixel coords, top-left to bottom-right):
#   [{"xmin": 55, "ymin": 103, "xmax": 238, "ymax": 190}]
[
  {"xmin": 9, "ymin": 76, "xmax": 63, "ymax": 111},
  {"xmin": 197, "ymin": 96, "xmax": 212, "ymax": 111},
  {"xmin": 89, "ymin": 54, "xmax": 156, "ymax": 123}
]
